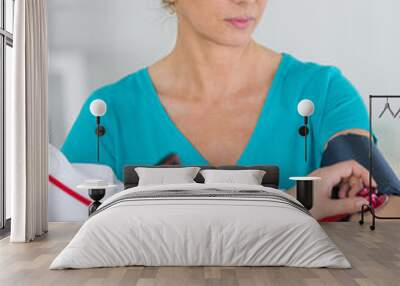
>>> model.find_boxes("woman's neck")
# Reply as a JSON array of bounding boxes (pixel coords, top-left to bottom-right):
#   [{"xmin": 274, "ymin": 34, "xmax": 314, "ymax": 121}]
[{"xmin": 151, "ymin": 24, "xmax": 279, "ymax": 102}]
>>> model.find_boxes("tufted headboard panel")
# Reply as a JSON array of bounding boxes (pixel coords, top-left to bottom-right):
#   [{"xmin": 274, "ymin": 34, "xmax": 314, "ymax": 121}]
[{"xmin": 123, "ymin": 165, "xmax": 280, "ymax": 189}]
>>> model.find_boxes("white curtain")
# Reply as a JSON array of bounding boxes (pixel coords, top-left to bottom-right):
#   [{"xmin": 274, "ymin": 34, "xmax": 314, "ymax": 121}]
[{"xmin": 7, "ymin": 0, "xmax": 49, "ymax": 242}]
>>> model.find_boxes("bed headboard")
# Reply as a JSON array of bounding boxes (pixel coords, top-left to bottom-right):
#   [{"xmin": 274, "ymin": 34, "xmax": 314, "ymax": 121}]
[{"xmin": 123, "ymin": 165, "xmax": 280, "ymax": 189}]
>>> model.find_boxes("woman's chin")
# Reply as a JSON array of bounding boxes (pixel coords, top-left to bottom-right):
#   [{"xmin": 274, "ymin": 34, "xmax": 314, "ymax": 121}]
[
  {"xmin": 209, "ymin": 34, "xmax": 254, "ymax": 48},
  {"xmin": 214, "ymin": 26, "xmax": 256, "ymax": 47}
]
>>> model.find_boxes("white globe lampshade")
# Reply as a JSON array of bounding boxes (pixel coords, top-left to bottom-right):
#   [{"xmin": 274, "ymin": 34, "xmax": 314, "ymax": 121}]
[
  {"xmin": 297, "ymin": 99, "xmax": 315, "ymax": 117},
  {"xmin": 90, "ymin": 99, "xmax": 107, "ymax": 117}
]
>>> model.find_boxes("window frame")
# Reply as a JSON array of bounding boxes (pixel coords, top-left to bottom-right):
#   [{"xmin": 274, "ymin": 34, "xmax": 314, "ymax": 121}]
[{"xmin": 0, "ymin": 0, "xmax": 14, "ymax": 233}]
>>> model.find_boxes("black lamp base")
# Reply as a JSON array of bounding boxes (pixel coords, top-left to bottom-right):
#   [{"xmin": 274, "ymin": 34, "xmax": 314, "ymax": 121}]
[
  {"xmin": 88, "ymin": 188, "xmax": 106, "ymax": 216},
  {"xmin": 290, "ymin": 177, "xmax": 320, "ymax": 211},
  {"xmin": 296, "ymin": 180, "xmax": 314, "ymax": 210}
]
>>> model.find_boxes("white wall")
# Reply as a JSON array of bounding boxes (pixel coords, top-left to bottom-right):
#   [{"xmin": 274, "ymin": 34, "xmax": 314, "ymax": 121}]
[{"xmin": 47, "ymin": 0, "xmax": 400, "ymax": 170}]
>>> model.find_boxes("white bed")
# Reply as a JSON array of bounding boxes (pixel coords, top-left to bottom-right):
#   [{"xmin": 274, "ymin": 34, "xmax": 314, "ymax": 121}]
[{"xmin": 50, "ymin": 183, "xmax": 351, "ymax": 269}]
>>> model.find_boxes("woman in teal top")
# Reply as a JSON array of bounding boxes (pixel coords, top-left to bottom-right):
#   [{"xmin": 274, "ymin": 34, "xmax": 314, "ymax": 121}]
[
  {"xmin": 62, "ymin": 0, "xmax": 387, "ymax": 219},
  {"xmin": 62, "ymin": 53, "xmax": 369, "ymax": 190}
]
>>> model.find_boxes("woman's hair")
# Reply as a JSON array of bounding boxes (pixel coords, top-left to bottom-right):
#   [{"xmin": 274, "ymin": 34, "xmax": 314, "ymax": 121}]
[{"xmin": 162, "ymin": 0, "xmax": 176, "ymax": 14}]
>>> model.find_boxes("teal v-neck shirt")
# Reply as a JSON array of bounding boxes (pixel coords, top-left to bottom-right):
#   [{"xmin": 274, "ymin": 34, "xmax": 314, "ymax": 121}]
[{"xmin": 61, "ymin": 53, "xmax": 369, "ymax": 190}]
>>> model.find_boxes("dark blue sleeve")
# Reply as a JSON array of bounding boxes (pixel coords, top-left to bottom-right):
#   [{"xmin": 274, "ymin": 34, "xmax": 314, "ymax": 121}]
[{"xmin": 321, "ymin": 134, "xmax": 400, "ymax": 196}]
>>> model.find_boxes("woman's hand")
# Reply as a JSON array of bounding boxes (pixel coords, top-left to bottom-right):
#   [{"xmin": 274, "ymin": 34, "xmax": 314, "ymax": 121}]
[{"xmin": 289, "ymin": 160, "xmax": 377, "ymax": 220}]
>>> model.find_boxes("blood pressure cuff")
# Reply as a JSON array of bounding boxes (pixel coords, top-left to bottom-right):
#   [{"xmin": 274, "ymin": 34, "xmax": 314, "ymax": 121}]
[{"xmin": 321, "ymin": 134, "xmax": 400, "ymax": 196}]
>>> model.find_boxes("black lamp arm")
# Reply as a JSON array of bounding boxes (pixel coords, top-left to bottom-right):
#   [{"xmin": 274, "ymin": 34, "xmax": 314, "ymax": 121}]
[
  {"xmin": 298, "ymin": 116, "xmax": 310, "ymax": 162},
  {"xmin": 95, "ymin": 116, "xmax": 106, "ymax": 162}
]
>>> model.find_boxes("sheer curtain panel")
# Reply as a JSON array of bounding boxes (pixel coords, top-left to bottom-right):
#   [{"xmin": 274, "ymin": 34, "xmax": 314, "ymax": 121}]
[{"xmin": 7, "ymin": 0, "xmax": 48, "ymax": 242}]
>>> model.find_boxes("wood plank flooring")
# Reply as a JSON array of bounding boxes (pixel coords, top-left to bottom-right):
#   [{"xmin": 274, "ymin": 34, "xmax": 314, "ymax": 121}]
[{"xmin": 0, "ymin": 221, "xmax": 399, "ymax": 286}]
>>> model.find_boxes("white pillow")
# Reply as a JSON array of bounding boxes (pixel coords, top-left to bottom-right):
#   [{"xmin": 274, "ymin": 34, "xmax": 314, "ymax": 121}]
[
  {"xmin": 135, "ymin": 167, "xmax": 201, "ymax": 186},
  {"xmin": 200, "ymin": 169, "xmax": 266, "ymax": 185}
]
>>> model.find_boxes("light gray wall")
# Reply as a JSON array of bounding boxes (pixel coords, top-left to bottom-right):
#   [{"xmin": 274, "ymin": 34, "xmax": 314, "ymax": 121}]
[
  {"xmin": 48, "ymin": 0, "xmax": 175, "ymax": 147},
  {"xmin": 47, "ymin": 0, "xmax": 400, "ymax": 171}
]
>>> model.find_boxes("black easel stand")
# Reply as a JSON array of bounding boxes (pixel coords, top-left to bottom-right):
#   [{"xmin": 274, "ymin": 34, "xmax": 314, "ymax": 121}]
[{"xmin": 359, "ymin": 95, "xmax": 400, "ymax": 230}]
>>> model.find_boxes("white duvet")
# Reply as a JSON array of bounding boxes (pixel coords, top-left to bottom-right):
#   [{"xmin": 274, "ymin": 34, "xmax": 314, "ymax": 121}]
[{"xmin": 50, "ymin": 183, "xmax": 351, "ymax": 269}]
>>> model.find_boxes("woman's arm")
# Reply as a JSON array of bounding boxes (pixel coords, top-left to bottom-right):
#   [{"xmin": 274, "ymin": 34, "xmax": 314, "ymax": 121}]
[
  {"xmin": 306, "ymin": 65, "xmax": 400, "ymax": 218},
  {"xmin": 287, "ymin": 126, "xmax": 400, "ymax": 219},
  {"xmin": 287, "ymin": 159, "xmax": 400, "ymax": 220},
  {"xmin": 286, "ymin": 160, "xmax": 373, "ymax": 220},
  {"xmin": 285, "ymin": 129, "xmax": 367, "ymax": 204}
]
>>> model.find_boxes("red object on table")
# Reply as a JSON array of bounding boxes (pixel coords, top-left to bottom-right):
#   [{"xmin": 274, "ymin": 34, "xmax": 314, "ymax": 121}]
[{"xmin": 49, "ymin": 175, "xmax": 92, "ymax": 206}]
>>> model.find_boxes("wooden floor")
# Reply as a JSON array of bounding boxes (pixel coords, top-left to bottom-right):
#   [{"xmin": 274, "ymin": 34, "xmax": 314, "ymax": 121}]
[{"xmin": 0, "ymin": 222, "xmax": 399, "ymax": 286}]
